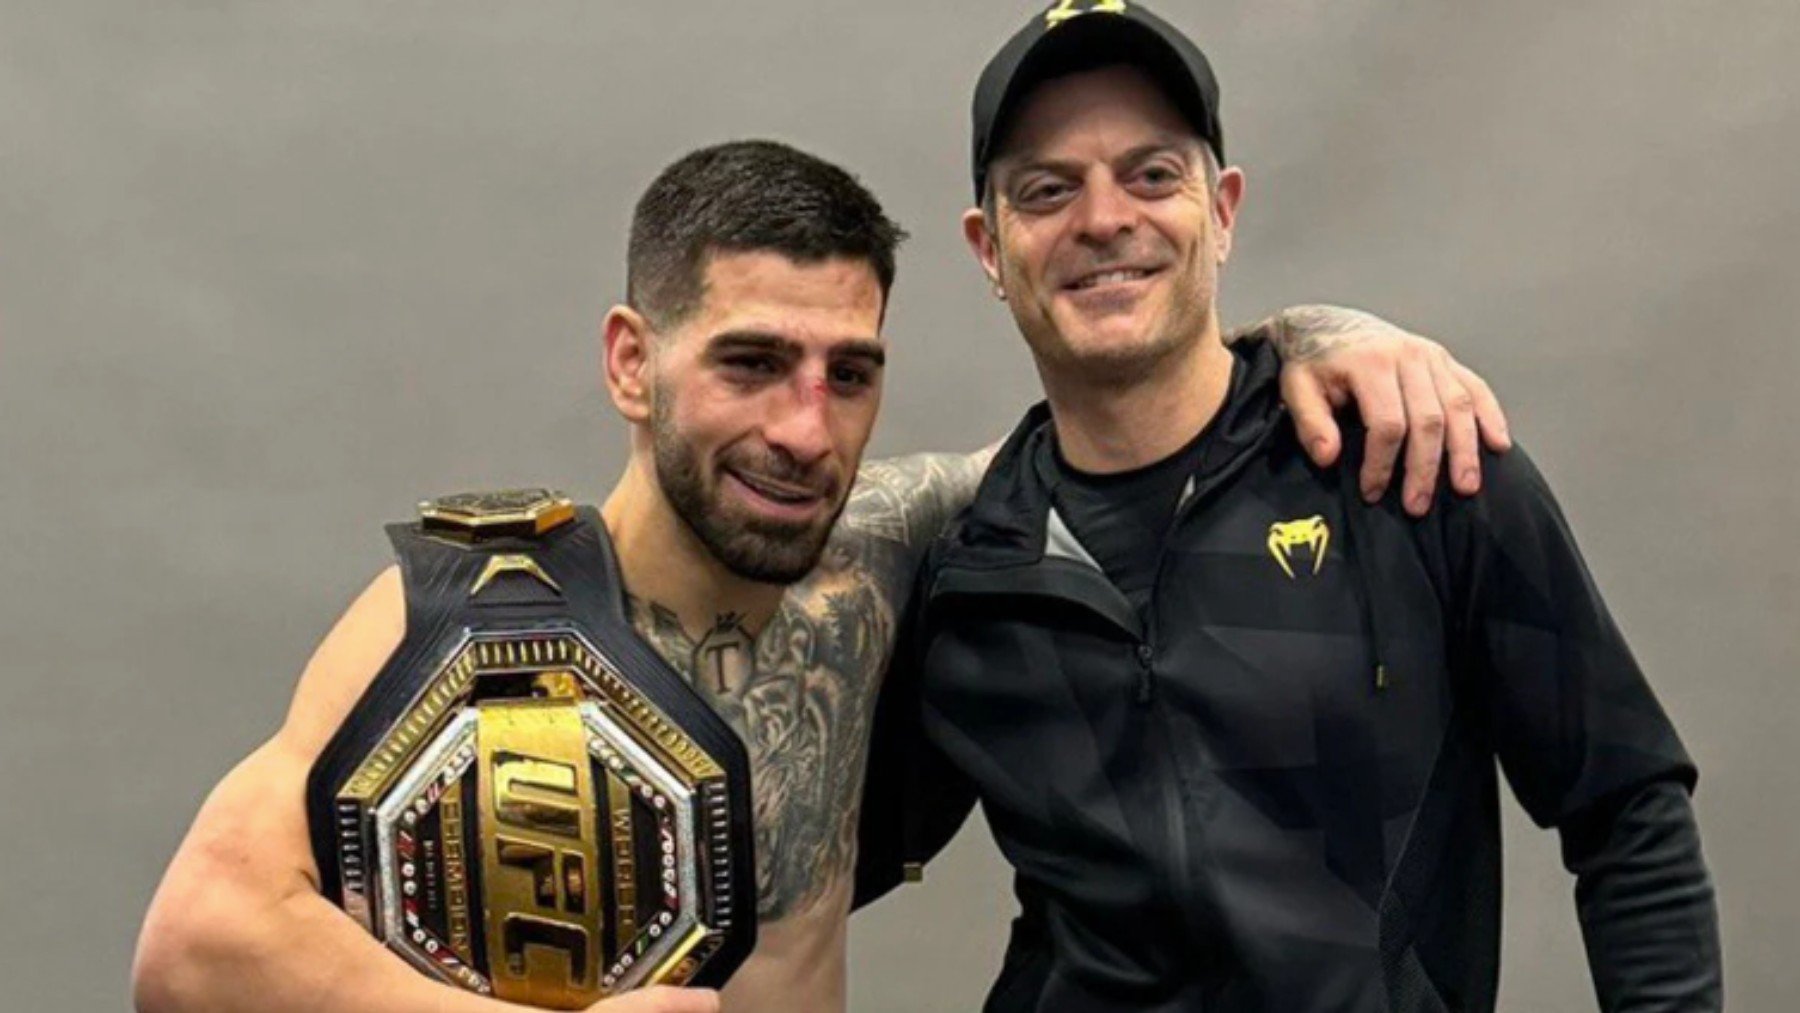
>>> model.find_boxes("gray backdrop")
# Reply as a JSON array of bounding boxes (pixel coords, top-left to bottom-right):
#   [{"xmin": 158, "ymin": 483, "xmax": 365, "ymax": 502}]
[{"xmin": 2, "ymin": 1, "xmax": 1795, "ymax": 1010}]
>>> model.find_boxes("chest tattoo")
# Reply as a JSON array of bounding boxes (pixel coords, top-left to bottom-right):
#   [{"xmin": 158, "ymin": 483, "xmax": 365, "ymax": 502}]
[{"xmin": 626, "ymin": 561, "xmax": 895, "ymax": 921}]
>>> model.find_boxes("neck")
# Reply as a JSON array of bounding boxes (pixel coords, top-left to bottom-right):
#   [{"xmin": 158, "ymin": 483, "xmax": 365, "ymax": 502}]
[
  {"xmin": 601, "ymin": 454, "xmax": 787, "ymax": 637},
  {"xmin": 1040, "ymin": 320, "xmax": 1234, "ymax": 474}
]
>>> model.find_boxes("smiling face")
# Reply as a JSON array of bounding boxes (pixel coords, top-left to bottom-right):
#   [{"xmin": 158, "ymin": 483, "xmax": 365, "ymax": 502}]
[
  {"xmin": 966, "ymin": 64, "xmax": 1243, "ymax": 386},
  {"xmin": 622, "ymin": 250, "xmax": 886, "ymax": 584}
]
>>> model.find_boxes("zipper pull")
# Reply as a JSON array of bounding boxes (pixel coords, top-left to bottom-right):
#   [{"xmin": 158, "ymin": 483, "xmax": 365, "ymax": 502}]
[{"xmin": 1134, "ymin": 643, "xmax": 1156, "ymax": 703}]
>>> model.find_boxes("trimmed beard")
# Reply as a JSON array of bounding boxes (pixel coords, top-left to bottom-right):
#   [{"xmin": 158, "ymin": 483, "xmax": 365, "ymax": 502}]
[{"xmin": 650, "ymin": 386, "xmax": 842, "ymax": 585}]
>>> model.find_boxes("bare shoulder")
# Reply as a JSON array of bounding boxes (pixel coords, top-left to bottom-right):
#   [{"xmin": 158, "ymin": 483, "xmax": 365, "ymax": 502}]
[
  {"xmin": 834, "ymin": 447, "xmax": 996, "ymax": 572},
  {"xmin": 278, "ymin": 566, "xmax": 407, "ymax": 759}
]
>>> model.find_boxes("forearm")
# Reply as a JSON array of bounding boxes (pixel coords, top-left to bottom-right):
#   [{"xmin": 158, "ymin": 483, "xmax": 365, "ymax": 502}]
[
  {"xmin": 1225, "ymin": 304, "xmax": 1392, "ymax": 361},
  {"xmin": 1564, "ymin": 780, "xmax": 1722, "ymax": 1011},
  {"xmin": 134, "ymin": 741, "xmax": 541, "ymax": 1013},
  {"xmin": 135, "ymin": 876, "xmax": 534, "ymax": 1013}
]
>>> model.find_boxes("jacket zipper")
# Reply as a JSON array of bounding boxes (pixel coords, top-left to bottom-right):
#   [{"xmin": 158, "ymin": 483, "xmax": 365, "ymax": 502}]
[
  {"xmin": 1132, "ymin": 412, "xmax": 1284, "ymax": 956},
  {"xmin": 1134, "ymin": 410, "xmax": 1285, "ymax": 707},
  {"xmin": 1133, "ymin": 642, "xmax": 1156, "ymax": 703}
]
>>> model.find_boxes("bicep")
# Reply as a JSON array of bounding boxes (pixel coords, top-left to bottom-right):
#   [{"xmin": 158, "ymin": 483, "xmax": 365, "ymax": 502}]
[
  {"xmin": 135, "ymin": 737, "xmax": 320, "ymax": 1008},
  {"xmin": 164, "ymin": 566, "xmax": 407, "ymax": 898},
  {"xmin": 160, "ymin": 737, "xmax": 320, "ymax": 900}
]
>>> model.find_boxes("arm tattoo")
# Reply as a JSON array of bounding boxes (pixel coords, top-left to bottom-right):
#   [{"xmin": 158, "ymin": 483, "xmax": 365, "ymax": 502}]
[
  {"xmin": 1225, "ymin": 304, "xmax": 1394, "ymax": 362},
  {"xmin": 839, "ymin": 448, "xmax": 996, "ymax": 558}
]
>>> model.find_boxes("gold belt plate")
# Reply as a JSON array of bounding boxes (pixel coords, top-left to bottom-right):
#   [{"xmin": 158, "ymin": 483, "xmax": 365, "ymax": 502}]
[{"xmin": 330, "ymin": 631, "xmax": 737, "ymax": 1008}]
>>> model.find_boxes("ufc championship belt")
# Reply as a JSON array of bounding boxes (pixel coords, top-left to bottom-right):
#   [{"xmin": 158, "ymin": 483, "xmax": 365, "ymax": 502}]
[{"xmin": 306, "ymin": 490, "xmax": 756, "ymax": 1008}]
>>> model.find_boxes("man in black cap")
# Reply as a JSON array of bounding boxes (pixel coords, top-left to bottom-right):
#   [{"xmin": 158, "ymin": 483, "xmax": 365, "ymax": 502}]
[{"xmin": 858, "ymin": 3, "xmax": 1723, "ymax": 1010}]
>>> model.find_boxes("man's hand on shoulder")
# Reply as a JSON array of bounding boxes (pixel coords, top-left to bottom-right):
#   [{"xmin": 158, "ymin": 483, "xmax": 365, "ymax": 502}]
[{"xmin": 1240, "ymin": 304, "xmax": 1513, "ymax": 517}]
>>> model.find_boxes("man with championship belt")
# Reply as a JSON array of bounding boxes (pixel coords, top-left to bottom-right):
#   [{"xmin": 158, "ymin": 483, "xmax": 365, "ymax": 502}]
[{"xmin": 132, "ymin": 136, "xmax": 1510, "ymax": 1012}]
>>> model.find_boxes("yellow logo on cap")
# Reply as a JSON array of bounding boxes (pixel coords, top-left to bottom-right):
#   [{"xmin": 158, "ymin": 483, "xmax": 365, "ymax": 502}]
[{"xmin": 1046, "ymin": 0, "xmax": 1129, "ymax": 29}]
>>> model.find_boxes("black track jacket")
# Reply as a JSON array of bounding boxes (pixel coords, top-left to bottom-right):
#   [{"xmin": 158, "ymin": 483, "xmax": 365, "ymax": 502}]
[{"xmin": 856, "ymin": 341, "xmax": 1721, "ymax": 1011}]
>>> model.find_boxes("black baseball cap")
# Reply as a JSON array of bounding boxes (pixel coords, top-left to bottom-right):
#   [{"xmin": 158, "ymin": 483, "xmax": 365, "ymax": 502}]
[{"xmin": 970, "ymin": 2, "xmax": 1224, "ymax": 203}]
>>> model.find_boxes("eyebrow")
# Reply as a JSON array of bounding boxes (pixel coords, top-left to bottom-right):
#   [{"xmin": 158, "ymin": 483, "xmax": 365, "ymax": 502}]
[
  {"xmin": 706, "ymin": 330, "xmax": 886, "ymax": 367},
  {"xmin": 834, "ymin": 339, "xmax": 887, "ymax": 368},
  {"xmin": 1000, "ymin": 136, "xmax": 1198, "ymax": 185},
  {"xmin": 1116, "ymin": 139, "xmax": 1197, "ymax": 170}
]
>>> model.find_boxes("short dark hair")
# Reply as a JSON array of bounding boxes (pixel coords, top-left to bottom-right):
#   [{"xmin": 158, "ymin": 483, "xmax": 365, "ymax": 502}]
[{"xmin": 627, "ymin": 140, "xmax": 908, "ymax": 328}]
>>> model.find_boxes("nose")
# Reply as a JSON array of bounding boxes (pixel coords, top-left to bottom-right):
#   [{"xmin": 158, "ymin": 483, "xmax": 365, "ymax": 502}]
[
  {"xmin": 1073, "ymin": 172, "xmax": 1136, "ymax": 247},
  {"xmin": 760, "ymin": 374, "xmax": 834, "ymax": 467}
]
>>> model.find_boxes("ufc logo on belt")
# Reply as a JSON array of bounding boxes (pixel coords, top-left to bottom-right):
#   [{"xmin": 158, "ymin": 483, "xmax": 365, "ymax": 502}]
[{"xmin": 479, "ymin": 702, "xmax": 604, "ymax": 1006}]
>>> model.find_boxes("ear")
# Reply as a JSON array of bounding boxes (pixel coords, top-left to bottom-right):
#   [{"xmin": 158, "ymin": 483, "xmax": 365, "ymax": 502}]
[
  {"xmin": 602, "ymin": 304, "xmax": 655, "ymax": 424},
  {"xmin": 961, "ymin": 206, "xmax": 1005, "ymax": 295},
  {"xmin": 1211, "ymin": 165, "xmax": 1246, "ymax": 265}
]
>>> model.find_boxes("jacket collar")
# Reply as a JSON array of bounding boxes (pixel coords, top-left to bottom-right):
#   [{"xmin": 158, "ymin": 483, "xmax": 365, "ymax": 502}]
[{"xmin": 943, "ymin": 339, "xmax": 1287, "ymax": 572}]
